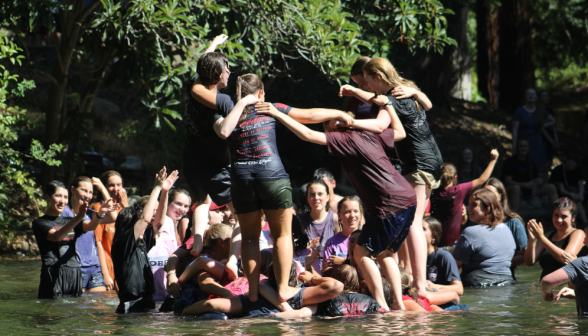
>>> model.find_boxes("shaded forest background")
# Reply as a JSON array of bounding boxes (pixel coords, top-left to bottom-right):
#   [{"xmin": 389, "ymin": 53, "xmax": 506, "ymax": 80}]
[{"xmin": 1, "ymin": 0, "xmax": 588, "ymax": 241}]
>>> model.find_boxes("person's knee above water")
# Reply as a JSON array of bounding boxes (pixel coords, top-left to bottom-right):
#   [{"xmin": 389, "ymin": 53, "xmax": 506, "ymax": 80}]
[
  {"xmin": 525, "ymin": 197, "xmax": 587, "ymax": 281},
  {"xmin": 453, "ymin": 189, "xmax": 516, "ymax": 287},
  {"xmin": 254, "ymin": 101, "xmax": 416, "ymax": 311},
  {"xmin": 431, "ymin": 149, "xmax": 499, "ymax": 247}
]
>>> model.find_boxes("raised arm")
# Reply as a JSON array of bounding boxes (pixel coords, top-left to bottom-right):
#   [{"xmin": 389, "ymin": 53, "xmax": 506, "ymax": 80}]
[
  {"xmin": 339, "ymin": 85, "xmax": 375, "ymax": 106},
  {"xmin": 204, "ymin": 34, "xmax": 229, "ymax": 54},
  {"xmin": 471, "ymin": 149, "xmax": 500, "ymax": 189},
  {"xmin": 82, "ymin": 199, "xmax": 120, "ymax": 232},
  {"xmin": 134, "ymin": 168, "xmax": 178, "ymax": 240},
  {"xmin": 213, "ymin": 95, "xmax": 260, "ymax": 139},
  {"xmin": 256, "ymin": 104, "xmax": 327, "ymax": 145}
]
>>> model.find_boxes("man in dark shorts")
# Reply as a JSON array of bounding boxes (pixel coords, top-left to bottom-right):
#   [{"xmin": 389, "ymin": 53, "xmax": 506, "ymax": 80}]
[{"xmin": 255, "ymin": 103, "xmax": 417, "ymax": 311}]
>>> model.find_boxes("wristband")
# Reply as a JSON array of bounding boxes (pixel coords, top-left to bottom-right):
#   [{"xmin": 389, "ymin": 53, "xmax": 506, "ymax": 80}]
[
  {"xmin": 96, "ymin": 212, "xmax": 106, "ymax": 219},
  {"xmin": 310, "ymin": 276, "xmax": 316, "ymax": 285},
  {"xmin": 167, "ymin": 271, "xmax": 176, "ymax": 276}
]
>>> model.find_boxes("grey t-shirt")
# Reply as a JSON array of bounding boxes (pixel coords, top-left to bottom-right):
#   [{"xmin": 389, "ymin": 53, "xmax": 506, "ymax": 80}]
[
  {"xmin": 453, "ymin": 223, "xmax": 516, "ymax": 276},
  {"xmin": 503, "ymin": 217, "xmax": 528, "ymax": 251},
  {"xmin": 562, "ymin": 256, "xmax": 588, "ymax": 317}
]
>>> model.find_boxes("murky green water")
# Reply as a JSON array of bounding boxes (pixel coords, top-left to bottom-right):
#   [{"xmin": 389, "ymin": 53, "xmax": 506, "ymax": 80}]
[{"xmin": 1, "ymin": 259, "xmax": 587, "ymax": 335}]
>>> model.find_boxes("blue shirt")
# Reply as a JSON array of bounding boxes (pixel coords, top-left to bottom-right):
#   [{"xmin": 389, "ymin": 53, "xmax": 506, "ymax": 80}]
[{"xmin": 62, "ymin": 206, "xmax": 100, "ymax": 267}]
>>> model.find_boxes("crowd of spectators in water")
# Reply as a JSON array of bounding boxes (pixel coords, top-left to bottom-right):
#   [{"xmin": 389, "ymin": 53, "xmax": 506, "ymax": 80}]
[{"xmin": 31, "ymin": 35, "xmax": 588, "ymax": 318}]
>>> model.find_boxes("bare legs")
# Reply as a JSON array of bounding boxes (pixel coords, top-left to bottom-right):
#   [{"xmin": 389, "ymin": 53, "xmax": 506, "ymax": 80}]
[
  {"xmin": 354, "ymin": 245, "xmax": 404, "ymax": 310},
  {"xmin": 264, "ymin": 208, "xmax": 298, "ymax": 302},
  {"xmin": 238, "ymin": 210, "xmax": 263, "ymax": 301},
  {"xmin": 406, "ymin": 182, "xmax": 429, "ymax": 298}
]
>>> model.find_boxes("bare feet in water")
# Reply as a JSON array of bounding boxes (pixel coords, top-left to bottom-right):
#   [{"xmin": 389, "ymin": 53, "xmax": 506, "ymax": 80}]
[{"xmin": 278, "ymin": 286, "xmax": 300, "ymax": 303}]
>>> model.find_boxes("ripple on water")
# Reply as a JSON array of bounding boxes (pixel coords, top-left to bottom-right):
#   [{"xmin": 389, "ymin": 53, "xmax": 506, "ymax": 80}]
[{"xmin": 2, "ymin": 259, "xmax": 588, "ymax": 335}]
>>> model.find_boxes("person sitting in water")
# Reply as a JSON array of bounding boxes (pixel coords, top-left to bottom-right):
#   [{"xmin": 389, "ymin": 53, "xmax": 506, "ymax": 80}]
[
  {"xmin": 422, "ymin": 217, "xmax": 463, "ymax": 296},
  {"xmin": 33, "ymin": 181, "xmax": 118, "ymax": 299},
  {"xmin": 111, "ymin": 167, "xmax": 178, "ymax": 313},
  {"xmin": 395, "ymin": 268, "xmax": 452, "ymax": 312},
  {"xmin": 482, "ymin": 178, "xmax": 528, "ymax": 277},
  {"xmin": 182, "ymin": 261, "xmax": 344, "ymax": 317},
  {"xmin": 322, "ymin": 196, "xmax": 362, "ymax": 277},
  {"xmin": 525, "ymin": 197, "xmax": 587, "ymax": 280},
  {"xmin": 453, "ymin": 189, "xmax": 516, "ymax": 287}
]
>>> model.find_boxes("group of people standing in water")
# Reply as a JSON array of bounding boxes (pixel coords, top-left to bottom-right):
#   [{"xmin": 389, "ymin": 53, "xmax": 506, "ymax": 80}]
[{"xmin": 31, "ymin": 34, "xmax": 588, "ymax": 318}]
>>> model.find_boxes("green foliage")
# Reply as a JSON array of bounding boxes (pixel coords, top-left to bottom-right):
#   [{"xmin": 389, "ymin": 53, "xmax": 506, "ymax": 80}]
[
  {"xmin": 534, "ymin": 0, "xmax": 588, "ymax": 89},
  {"xmin": 0, "ymin": 32, "xmax": 62, "ymax": 232}
]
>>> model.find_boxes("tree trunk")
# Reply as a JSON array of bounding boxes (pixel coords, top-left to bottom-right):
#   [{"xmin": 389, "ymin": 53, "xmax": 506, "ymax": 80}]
[
  {"xmin": 476, "ymin": 0, "xmax": 489, "ymax": 100},
  {"xmin": 447, "ymin": 4, "xmax": 472, "ymax": 101},
  {"xmin": 488, "ymin": 5, "xmax": 500, "ymax": 109},
  {"xmin": 498, "ymin": 0, "xmax": 535, "ymax": 111},
  {"xmin": 41, "ymin": 0, "xmax": 101, "ymax": 185}
]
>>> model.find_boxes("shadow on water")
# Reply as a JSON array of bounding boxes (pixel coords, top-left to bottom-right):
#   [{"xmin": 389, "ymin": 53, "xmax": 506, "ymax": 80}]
[{"xmin": 3, "ymin": 259, "xmax": 588, "ymax": 335}]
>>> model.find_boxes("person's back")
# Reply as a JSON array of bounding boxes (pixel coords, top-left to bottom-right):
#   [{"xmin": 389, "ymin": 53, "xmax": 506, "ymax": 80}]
[
  {"xmin": 316, "ymin": 292, "xmax": 385, "ymax": 316},
  {"xmin": 431, "ymin": 182, "xmax": 472, "ymax": 247},
  {"xmin": 325, "ymin": 128, "xmax": 416, "ymax": 219},
  {"xmin": 562, "ymin": 256, "xmax": 588, "ymax": 317},
  {"xmin": 455, "ymin": 223, "xmax": 515, "ymax": 275}
]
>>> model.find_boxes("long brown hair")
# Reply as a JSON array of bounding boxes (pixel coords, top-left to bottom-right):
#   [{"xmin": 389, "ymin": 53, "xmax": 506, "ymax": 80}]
[
  {"xmin": 470, "ymin": 189, "xmax": 505, "ymax": 226},
  {"xmin": 197, "ymin": 52, "xmax": 228, "ymax": 86},
  {"xmin": 99, "ymin": 170, "xmax": 123, "ymax": 186},
  {"xmin": 235, "ymin": 73, "xmax": 264, "ymax": 121},
  {"xmin": 483, "ymin": 178, "xmax": 523, "ymax": 222},
  {"xmin": 423, "ymin": 217, "xmax": 442, "ymax": 252},
  {"xmin": 439, "ymin": 163, "xmax": 457, "ymax": 189},
  {"xmin": 399, "ymin": 268, "xmax": 425, "ymax": 309},
  {"xmin": 350, "ymin": 56, "xmax": 371, "ymax": 76},
  {"xmin": 332, "ymin": 264, "xmax": 360, "ymax": 293},
  {"xmin": 363, "ymin": 58, "xmax": 420, "ymax": 91}
]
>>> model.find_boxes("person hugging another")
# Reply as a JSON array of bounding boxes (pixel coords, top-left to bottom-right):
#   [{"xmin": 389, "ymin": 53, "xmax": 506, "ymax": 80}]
[
  {"xmin": 322, "ymin": 196, "xmax": 362, "ymax": 277},
  {"xmin": 422, "ymin": 217, "xmax": 463, "ymax": 296},
  {"xmin": 32, "ymin": 181, "xmax": 118, "ymax": 299},
  {"xmin": 453, "ymin": 189, "xmax": 516, "ymax": 287},
  {"xmin": 112, "ymin": 167, "xmax": 178, "ymax": 313}
]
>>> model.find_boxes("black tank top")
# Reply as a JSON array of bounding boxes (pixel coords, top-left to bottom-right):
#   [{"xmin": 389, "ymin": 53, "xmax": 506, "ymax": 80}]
[{"xmin": 538, "ymin": 230, "xmax": 587, "ymax": 279}]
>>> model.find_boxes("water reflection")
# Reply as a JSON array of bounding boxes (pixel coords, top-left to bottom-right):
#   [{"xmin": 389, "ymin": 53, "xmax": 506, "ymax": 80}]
[{"xmin": 1, "ymin": 260, "xmax": 586, "ymax": 335}]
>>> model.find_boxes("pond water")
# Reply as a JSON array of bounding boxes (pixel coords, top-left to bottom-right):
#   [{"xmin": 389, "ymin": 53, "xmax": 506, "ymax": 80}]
[{"xmin": 1, "ymin": 259, "xmax": 587, "ymax": 335}]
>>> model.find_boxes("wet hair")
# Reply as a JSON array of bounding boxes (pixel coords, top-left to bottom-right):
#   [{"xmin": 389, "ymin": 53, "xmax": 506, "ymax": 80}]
[
  {"xmin": 197, "ymin": 52, "xmax": 228, "ymax": 86},
  {"xmin": 267, "ymin": 261, "xmax": 297, "ymax": 289},
  {"xmin": 71, "ymin": 176, "xmax": 92, "ymax": 189},
  {"xmin": 202, "ymin": 223, "xmax": 233, "ymax": 253},
  {"xmin": 439, "ymin": 163, "xmax": 457, "ymax": 189},
  {"xmin": 292, "ymin": 214, "xmax": 310, "ymax": 254},
  {"xmin": 260, "ymin": 250, "xmax": 273, "ymax": 275},
  {"xmin": 457, "ymin": 147, "xmax": 478, "ymax": 179},
  {"xmin": 350, "ymin": 57, "xmax": 371, "ymax": 77},
  {"xmin": 332, "ymin": 264, "xmax": 359, "ymax": 293},
  {"xmin": 470, "ymin": 189, "xmax": 504, "ymax": 226},
  {"xmin": 44, "ymin": 180, "xmax": 67, "ymax": 196},
  {"xmin": 423, "ymin": 217, "xmax": 442, "ymax": 252},
  {"xmin": 307, "ymin": 178, "xmax": 331, "ymax": 212},
  {"xmin": 235, "ymin": 73, "xmax": 264, "ymax": 121},
  {"xmin": 483, "ymin": 178, "xmax": 523, "ymax": 223},
  {"xmin": 313, "ymin": 168, "xmax": 335, "ymax": 183},
  {"xmin": 553, "ymin": 197, "xmax": 577, "ymax": 220},
  {"xmin": 363, "ymin": 58, "xmax": 419, "ymax": 91},
  {"xmin": 398, "ymin": 268, "xmax": 425, "ymax": 309},
  {"xmin": 297, "ymin": 183, "xmax": 310, "ymax": 214},
  {"xmin": 114, "ymin": 204, "xmax": 142, "ymax": 238},
  {"xmin": 168, "ymin": 187, "xmax": 191, "ymax": 205},
  {"xmin": 100, "ymin": 170, "xmax": 123, "ymax": 186},
  {"xmin": 337, "ymin": 195, "xmax": 363, "ymax": 216},
  {"xmin": 515, "ymin": 139, "xmax": 535, "ymax": 180}
]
